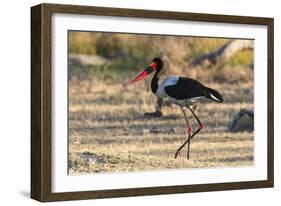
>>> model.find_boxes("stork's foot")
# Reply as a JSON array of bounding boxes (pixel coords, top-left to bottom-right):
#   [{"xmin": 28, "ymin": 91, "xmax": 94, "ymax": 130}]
[
  {"xmin": 144, "ymin": 111, "xmax": 163, "ymax": 118},
  {"xmin": 174, "ymin": 151, "xmax": 180, "ymax": 159},
  {"xmin": 175, "ymin": 150, "xmax": 190, "ymax": 159}
]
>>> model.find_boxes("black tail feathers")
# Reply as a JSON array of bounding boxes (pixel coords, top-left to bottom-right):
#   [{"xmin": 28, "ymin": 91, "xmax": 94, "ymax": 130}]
[{"xmin": 205, "ymin": 87, "xmax": 224, "ymax": 103}]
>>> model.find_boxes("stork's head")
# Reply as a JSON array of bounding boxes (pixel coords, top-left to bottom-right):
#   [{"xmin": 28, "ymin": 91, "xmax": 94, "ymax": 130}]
[{"xmin": 131, "ymin": 57, "xmax": 164, "ymax": 83}]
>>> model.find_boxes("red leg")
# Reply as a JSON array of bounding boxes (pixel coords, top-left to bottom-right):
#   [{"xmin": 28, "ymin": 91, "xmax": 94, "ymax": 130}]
[
  {"xmin": 189, "ymin": 106, "xmax": 204, "ymax": 130},
  {"xmin": 175, "ymin": 106, "xmax": 204, "ymax": 159}
]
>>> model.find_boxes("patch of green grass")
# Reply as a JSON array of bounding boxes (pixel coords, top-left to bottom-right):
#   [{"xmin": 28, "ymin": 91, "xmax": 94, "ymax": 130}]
[
  {"xmin": 226, "ymin": 50, "xmax": 254, "ymax": 67},
  {"xmin": 69, "ymin": 32, "xmax": 97, "ymax": 55}
]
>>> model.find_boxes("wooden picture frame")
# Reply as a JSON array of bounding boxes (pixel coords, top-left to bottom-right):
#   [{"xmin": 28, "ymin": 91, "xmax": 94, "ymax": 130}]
[{"xmin": 31, "ymin": 3, "xmax": 274, "ymax": 202}]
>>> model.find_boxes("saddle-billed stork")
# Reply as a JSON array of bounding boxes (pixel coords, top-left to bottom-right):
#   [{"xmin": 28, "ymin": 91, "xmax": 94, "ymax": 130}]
[{"xmin": 132, "ymin": 57, "xmax": 224, "ymax": 159}]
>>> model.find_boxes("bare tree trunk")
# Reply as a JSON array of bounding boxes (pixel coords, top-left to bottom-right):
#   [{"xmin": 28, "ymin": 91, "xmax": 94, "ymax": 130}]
[{"xmin": 191, "ymin": 40, "xmax": 254, "ymax": 67}]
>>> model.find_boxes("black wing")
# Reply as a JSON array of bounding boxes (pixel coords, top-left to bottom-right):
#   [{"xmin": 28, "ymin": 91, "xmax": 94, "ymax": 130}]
[{"xmin": 164, "ymin": 77, "xmax": 207, "ymax": 100}]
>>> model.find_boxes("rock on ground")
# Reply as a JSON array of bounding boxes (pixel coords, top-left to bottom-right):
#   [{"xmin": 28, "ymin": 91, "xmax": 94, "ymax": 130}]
[{"xmin": 228, "ymin": 109, "xmax": 254, "ymax": 132}]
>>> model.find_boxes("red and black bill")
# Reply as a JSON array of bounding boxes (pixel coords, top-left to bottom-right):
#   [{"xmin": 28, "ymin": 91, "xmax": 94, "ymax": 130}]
[{"xmin": 131, "ymin": 63, "xmax": 157, "ymax": 83}]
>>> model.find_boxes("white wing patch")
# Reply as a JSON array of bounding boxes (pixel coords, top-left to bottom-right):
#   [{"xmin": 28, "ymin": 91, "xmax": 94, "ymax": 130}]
[{"xmin": 210, "ymin": 93, "xmax": 220, "ymax": 101}]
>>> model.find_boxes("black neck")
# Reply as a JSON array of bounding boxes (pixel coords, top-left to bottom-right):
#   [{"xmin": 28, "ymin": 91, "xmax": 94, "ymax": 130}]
[{"xmin": 151, "ymin": 70, "xmax": 160, "ymax": 94}]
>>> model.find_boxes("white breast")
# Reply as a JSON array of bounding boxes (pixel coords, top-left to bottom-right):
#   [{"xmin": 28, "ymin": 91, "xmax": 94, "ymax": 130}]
[{"xmin": 155, "ymin": 76, "xmax": 179, "ymax": 98}]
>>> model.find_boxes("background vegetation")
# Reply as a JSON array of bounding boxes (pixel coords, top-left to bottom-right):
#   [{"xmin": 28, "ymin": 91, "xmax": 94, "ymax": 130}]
[{"xmin": 68, "ymin": 32, "xmax": 253, "ymax": 83}]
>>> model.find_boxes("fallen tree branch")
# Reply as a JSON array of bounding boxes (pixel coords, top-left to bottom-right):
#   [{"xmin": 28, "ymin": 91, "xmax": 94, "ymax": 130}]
[{"xmin": 191, "ymin": 40, "xmax": 254, "ymax": 67}]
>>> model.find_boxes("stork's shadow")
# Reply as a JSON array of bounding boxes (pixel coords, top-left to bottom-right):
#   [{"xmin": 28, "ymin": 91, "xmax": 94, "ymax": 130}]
[
  {"xmin": 69, "ymin": 111, "xmax": 180, "ymax": 122},
  {"xmin": 18, "ymin": 190, "xmax": 30, "ymax": 198}
]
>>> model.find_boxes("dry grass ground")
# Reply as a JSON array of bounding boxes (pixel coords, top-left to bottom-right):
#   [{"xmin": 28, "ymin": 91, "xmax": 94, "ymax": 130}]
[{"xmin": 68, "ymin": 79, "xmax": 254, "ymax": 174}]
